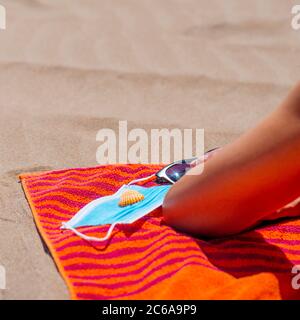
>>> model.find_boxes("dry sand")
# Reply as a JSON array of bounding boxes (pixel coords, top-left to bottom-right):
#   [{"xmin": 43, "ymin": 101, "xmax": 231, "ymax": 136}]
[{"xmin": 0, "ymin": 0, "xmax": 300, "ymax": 299}]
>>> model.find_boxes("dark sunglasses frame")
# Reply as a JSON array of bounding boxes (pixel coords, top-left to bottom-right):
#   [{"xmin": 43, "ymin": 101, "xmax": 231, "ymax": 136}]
[{"xmin": 155, "ymin": 148, "xmax": 219, "ymax": 184}]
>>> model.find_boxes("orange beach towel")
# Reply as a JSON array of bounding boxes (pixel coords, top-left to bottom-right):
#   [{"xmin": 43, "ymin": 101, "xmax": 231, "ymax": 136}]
[{"xmin": 20, "ymin": 164, "xmax": 300, "ymax": 300}]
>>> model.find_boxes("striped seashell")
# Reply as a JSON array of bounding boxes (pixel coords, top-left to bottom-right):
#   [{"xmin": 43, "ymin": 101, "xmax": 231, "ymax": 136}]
[{"xmin": 119, "ymin": 189, "xmax": 145, "ymax": 207}]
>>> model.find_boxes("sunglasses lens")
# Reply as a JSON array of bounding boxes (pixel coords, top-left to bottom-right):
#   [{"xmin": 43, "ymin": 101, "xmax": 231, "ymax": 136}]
[{"xmin": 165, "ymin": 162, "xmax": 192, "ymax": 182}]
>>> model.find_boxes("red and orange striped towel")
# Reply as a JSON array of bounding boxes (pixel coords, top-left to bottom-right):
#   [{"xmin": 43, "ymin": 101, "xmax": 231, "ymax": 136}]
[{"xmin": 20, "ymin": 164, "xmax": 300, "ymax": 299}]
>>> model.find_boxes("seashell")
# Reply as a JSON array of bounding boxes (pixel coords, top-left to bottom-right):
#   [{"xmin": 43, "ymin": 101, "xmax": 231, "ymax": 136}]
[{"xmin": 119, "ymin": 189, "xmax": 144, "ymax": 207}]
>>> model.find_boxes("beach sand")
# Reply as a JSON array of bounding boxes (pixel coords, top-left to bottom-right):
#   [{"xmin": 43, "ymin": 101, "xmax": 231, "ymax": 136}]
[{"xmin": 0, "ymin": 0, "xmax": 299, "ymax": 299}]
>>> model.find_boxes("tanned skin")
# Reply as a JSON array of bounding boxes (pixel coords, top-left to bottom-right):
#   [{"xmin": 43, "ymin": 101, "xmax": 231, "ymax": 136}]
[{"xmin": 162, "ymin": 82, "xmax": 300, "ymax": 238}]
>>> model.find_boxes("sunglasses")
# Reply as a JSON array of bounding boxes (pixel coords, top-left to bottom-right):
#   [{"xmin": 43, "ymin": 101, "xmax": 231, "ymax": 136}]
[{"xmin": 155, "ymin": 148, "xmax": 219, "ymax": 184}]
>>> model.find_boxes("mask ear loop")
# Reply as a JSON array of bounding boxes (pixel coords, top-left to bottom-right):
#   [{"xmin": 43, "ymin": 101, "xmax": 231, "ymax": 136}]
[
  {"xmin": 127, "ymin": 174, "xmax": 156, "ymax": 186},
  {"xmin": 61, "ymin": 173, "xmax": 156, "ymax": 242},
  {"xmin": 61, "ymin": 222, "xmax": 117, "ymax": 242}
]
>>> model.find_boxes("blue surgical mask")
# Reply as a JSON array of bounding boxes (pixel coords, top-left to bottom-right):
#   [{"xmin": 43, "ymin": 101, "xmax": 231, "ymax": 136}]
[{"xmin": 61, "ymin": 175, "xmax": 171, "ymax": 242}]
